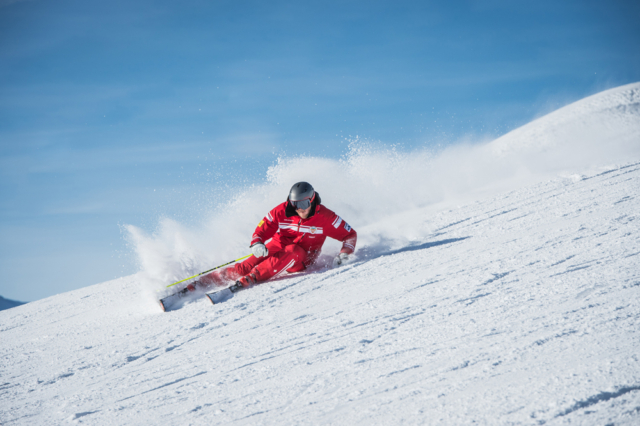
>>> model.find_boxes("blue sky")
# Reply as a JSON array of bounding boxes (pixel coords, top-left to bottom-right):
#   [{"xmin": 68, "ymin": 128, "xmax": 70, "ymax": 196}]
[{"xmin": 1, "ymin": 0, "xmax": 639, "ymax": 302}]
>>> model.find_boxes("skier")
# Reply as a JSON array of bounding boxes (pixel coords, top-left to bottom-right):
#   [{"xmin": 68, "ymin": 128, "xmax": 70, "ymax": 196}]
[{"xmin": 194, "ymin": 182, "xmax": 357, "ymax": 290}]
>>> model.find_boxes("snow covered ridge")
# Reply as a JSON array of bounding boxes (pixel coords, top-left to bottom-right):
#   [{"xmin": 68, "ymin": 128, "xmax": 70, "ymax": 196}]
[
  {"xmin": 484, "ymin": 83, "xmax": 640, "ymax": 184},
  {"xmin": 1, "ymin": 159, "xmax": 639, "ymax": 425},
  {"xmin": 491, "ymin": 82, "xmax": 640, "ymax": 157}
]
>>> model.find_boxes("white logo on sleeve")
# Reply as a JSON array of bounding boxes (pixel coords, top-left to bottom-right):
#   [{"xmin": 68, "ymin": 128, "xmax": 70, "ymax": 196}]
[{"xmin": 344, "ymin": 222, "xmax": 351, "ymax": 232}]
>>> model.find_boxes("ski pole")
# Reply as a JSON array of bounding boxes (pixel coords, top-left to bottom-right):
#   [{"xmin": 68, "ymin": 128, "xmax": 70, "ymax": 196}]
[{"xmin": 165, "ymin": 254, "xmax": 252, "ymax": 288}]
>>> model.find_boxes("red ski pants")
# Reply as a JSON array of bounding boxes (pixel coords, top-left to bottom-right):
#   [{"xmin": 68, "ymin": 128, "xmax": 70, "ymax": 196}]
[{"xmin": 229, "ymin": 241, "xmax": 307, "ymax": 282}]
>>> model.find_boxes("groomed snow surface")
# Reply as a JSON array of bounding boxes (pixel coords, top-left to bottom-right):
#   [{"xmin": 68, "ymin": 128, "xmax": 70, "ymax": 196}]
[{"xmin": 1, "ymin": 84, "xmax": 639, "ymax": 425}]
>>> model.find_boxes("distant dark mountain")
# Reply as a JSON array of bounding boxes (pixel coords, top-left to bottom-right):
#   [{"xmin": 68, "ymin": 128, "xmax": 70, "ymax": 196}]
[{"xmin": 0, "ymin": 296, "xmax": 27, "ymax": 311}]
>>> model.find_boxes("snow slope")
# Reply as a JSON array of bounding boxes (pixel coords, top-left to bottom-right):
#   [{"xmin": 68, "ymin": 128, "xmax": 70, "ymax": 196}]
[{"xmin": 1, "ymin": 84, "xmax": 640, "ymax": 425}]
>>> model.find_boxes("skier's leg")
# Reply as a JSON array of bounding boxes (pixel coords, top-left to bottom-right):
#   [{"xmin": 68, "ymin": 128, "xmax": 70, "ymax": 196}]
[
  {"xmin": 232, "ymin": 240, "xmax": 284, "ymax": 277},
  {"xmin": 227, "ymin": 256, "xmax": 260, "ymax": 279},
  {"xmin": 199, "ymin": 264, "xmax": 248, "ymax": 287},
  {"xmin": 200, "ymin": 240, "xmax": 284, "ymax": 287},
  {"xmin": 249, "ymin": 244, "xmax": 307, "ymax": 282}
]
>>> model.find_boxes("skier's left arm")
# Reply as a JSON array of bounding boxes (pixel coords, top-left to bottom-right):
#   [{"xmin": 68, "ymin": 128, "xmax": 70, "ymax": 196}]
[{"xmin": 326, "ymin": 214, "xmax": 357, "ymax": 267}]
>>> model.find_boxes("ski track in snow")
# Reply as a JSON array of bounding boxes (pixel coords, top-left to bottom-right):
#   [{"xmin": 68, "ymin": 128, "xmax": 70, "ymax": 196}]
[{"xmin": 1, "ymin": 159, "xmax": 640, "ymax": 425}]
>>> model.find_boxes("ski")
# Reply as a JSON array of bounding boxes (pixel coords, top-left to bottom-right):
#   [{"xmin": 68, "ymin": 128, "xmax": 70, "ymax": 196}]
[
  {"xmin": 159, "ymin": 280, "xmax": 208, "ymax": 312},
  {"xmin": 160, "ymin": 282, "xmax": 244, "ymax": 311},
  {"xmin": 205, "ymin": 283, "xmax": 245, "ymax": 305},
  {"xmin": 159, "ymin": 286, "xmax": 193, "ymax": 312}
]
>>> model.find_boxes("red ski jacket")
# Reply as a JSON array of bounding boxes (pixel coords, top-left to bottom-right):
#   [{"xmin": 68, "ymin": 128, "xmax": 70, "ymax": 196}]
[{"xmin": 250, "ymin": 194, "xmax": 357, "ymax": 266}]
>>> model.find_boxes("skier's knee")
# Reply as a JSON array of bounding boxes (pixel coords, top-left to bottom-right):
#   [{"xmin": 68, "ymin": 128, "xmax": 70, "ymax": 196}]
[
  {"xmin": 284, "ymin": 245, "xmax": 307, "ymax": 272},
  {"xmin": 284, "ymin": 244, "xmax": 306, "ymax": 259}
]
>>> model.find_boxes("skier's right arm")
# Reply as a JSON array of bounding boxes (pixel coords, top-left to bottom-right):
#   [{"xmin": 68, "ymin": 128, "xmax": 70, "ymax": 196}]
[{"xmin": 250, "ymin": 207, "xmax": 279, "ymax": 249}]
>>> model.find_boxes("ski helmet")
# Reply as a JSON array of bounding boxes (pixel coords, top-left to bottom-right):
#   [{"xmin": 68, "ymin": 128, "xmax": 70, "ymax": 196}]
[{"xmin": 288, "ymin": 182, "xmax": 315, "ymax": 210}]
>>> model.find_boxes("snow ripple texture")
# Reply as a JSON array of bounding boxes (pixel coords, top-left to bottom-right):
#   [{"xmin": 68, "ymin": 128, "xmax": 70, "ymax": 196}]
[{"xmin": 1, "ymin": 84, "xmax": 640, "ymax": 425}]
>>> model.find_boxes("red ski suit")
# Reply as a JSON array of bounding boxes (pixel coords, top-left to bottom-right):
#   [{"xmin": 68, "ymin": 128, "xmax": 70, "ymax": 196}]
[{"xmin": 220, "ymin": 196, "xmax": 357, "ymax": 283}]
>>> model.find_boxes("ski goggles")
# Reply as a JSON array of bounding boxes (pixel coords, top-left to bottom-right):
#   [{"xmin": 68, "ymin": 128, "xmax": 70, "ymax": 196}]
[{"xmin": 290, "ymin": 193, "xmax": 315, "ymax": 210}]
